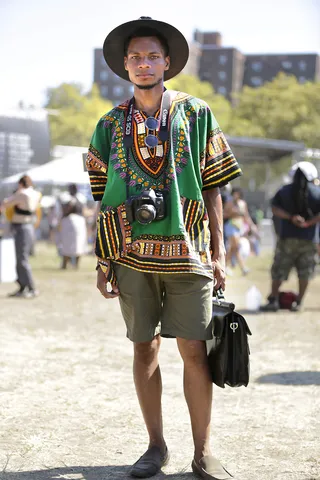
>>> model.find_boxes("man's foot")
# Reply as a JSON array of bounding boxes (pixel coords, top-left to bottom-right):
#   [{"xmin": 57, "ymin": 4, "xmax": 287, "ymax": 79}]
[
  {"xmin": 192, "ymin": 455, "xmax": 234, "ymax": 479},
  {"xmin": 260, "ymin": 296, "xmax": 279, "ymax": 312},
  {"xmin": 130, "ymin": 445, "xmax": 169, "ymax": 478},
  {"xmin": 8, "ymin": 288, "xmax": 39, "ymax": 299},
  {"xmin": 24, "ymin": 289, "xmax": 39, "ymax": 299},
  {"xmin": 7, "ymin": 288, "xmax": 25, "ymax": 298},
  {"xmin": 290, "ymin": 300, "xmax": 302, "ymax": 312}
]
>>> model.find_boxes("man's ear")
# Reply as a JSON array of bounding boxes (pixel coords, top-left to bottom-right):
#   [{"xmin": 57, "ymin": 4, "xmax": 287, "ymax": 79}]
[
  {"xmin": 124, "ymin": 58, "xmax": 128, "ymax": 71},
  {"xmin": 164, "ymin": 56, "xmax": 170, "ymax": 71}
]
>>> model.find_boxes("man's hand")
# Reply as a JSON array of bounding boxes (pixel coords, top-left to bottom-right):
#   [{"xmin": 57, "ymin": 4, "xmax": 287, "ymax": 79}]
[
  {"xmin": 291, "ymin": 215, "xmax": 305, "ymax": 227},
  {"xmin": 97, "ymin": 266, "xmax": 120, "ymax": 299},
  {"xmin": 212, "ymin": 253, "xmax": 226, "ymax": 291}
]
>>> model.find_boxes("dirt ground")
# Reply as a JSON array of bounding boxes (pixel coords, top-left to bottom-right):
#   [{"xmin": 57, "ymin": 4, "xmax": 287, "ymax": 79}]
[{"xmin": 0, "ymin": 243, "xmax": 319, "ymax": 480}]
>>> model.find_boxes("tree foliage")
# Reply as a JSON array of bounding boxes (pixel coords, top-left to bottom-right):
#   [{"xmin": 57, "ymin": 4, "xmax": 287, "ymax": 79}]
[
  {"xmin": 166, "ymin": 74, "xmax": 232, "ymax": 130},
  {"xmin": 45, "ymin": 75, "xmax": 320, "ymax": 149},
  {"xmin": 45, "ymin": 83, "xmax": 113, "ymax": 147},
  {"xmin": 229, "ymin": 73, "xmax": 320, "ymax": 148}
]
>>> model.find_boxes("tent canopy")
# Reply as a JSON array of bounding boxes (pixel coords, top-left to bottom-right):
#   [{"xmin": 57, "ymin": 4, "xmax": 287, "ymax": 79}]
[
  {"xmin": 1, "ymin": 149, "xmax": 89, "ymax": 187},
  {"xmin": 227, "ymin": 136, "xmax": 305, "ymax": 164}
]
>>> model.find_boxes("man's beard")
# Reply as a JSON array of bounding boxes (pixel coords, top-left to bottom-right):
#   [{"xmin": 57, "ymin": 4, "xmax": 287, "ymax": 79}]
[{"xmin": 134, "ymin": 77, "xmax": 162, "ymax": 90}]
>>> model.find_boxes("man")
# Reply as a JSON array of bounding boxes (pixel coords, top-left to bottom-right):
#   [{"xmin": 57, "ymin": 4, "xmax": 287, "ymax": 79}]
[
  {"xmin": 1, "ymin": 175, "xmax": 41, "ymax": 298},
  {"xmin": 261, "ymin": 161, "xmax": 320, "ymax": 312},
  {"xmin": 86, "ymin": 17, "xmax": 242, "ymax": 479}
]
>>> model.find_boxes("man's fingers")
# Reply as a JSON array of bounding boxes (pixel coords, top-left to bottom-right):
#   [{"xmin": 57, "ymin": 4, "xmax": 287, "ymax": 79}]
[
  {"xmin": 213, "ymin": 266, "xmax": 226, "ymax": 291},
  {"xmin": 97, "ymin": 281, "xmax": 120, "ymax": 299}
]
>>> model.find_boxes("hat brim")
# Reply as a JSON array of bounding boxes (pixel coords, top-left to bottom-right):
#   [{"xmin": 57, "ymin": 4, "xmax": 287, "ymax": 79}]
[{"xmin": 103, "ymin": 18, "xmax": 189, "ymax": 82}]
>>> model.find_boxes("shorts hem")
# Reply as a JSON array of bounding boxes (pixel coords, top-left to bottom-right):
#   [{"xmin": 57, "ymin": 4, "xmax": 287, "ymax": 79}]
[{"xmin": 160, "ymin": 329, "xmax": 213, "ymax": 341}]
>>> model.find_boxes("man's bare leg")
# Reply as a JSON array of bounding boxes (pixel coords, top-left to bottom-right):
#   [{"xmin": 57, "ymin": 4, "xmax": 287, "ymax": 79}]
[
  {"xmin": 177, "ymin": 338, "xmax": 212, "ymax": 462},
  {"xmin": 298, "ymin": 278, "xmax": 309, "ymax": 303},
  {"xmin": 133, "ymin": 334, "xmax": 166, "ymax": 451}
]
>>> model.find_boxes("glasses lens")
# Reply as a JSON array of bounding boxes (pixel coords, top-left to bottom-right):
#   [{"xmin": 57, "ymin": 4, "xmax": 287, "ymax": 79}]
[
  {"xmin": 145, "ymin": 117, "xmax": 158, "ymax": 130},
  {"xmin": 145, "ymin": 135, "xmax": 158, "ymax": 148}
]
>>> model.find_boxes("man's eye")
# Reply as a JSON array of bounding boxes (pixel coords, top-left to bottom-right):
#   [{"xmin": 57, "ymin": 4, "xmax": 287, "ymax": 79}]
[{"xmin": 150, "ymin": 56, "xmax": 159, "ymax": 60}]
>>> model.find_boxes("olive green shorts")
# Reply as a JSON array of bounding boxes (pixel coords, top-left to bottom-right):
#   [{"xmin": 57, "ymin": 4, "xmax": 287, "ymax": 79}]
[
  {"xmin": 113, "ymin": 263, "xmax": 214, "ymax": 343},
  {"xmin": 271, "ymin": 238, "xmax": 317, "ymax": 281}
]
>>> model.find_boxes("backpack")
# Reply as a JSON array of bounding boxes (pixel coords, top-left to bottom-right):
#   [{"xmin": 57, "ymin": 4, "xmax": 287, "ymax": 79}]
[{"xmin": 279, "ymin": 291, "xmax": 298, "ymax": 310}]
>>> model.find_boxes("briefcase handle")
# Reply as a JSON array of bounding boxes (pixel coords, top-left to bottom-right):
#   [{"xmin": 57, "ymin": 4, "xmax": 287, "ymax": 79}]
[{"xmin": 213, "ymin": 288, "xmax": 235, "ymax": 311}]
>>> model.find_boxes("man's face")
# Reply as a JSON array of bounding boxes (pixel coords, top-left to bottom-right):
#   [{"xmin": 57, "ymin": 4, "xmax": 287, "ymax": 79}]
[{"xmin": 124, "ymin": 36, "xmax": 170, "ymax": 89}]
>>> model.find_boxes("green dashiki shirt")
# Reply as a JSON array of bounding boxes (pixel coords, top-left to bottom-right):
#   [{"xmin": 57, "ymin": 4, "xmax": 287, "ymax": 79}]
[{"xmin": 86, "ymin": 91, "xmax": 242, "ymax": 283}]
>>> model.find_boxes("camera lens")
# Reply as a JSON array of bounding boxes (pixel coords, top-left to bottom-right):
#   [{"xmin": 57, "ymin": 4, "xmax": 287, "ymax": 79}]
[{"xmin": 136, "ymin": 205, "xmax": 156, "ymax": 224}]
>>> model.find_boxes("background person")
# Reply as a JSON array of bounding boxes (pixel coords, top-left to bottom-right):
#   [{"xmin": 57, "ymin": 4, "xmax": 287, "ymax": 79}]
[
  {"xmin": 224, "ymin": 187, "xmax": 256, "ymax": 275},
  {"xmin": 58, "ymin": 184, "xmax": 87, "ymax": 270},
  {"xmin": 0, "ymin": 175, "xmax": 41, "ymax": 298},
  {"xmin": 261, "ymin": 161, "xmax": 320, "ymax": 312}
]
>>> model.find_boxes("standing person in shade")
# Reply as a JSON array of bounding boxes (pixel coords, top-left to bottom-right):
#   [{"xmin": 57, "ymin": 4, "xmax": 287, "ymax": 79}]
[
  {"xmin": 86, "ymin": 17, "xmax": 242, "ymax": 480},
  {"xmin": 0, "ymin": 175, "xmax": 41, "ymax": 298},
  {"xmin": 59, "ymin": 184, "xmax": 87, "ymax": 270},
  {"xmin": 261, "ymin": 161, "xmax": 320, "ymax": 312}
]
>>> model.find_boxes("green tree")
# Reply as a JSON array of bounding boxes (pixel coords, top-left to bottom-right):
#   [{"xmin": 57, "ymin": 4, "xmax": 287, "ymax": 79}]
[
  {"xmin": 166, "ymin": 74, "xmax": 232, "ymax": 130},
  {"xmin": 229, "ymin": 74, "xmax": 320, "ymax": 148},
  {"xmin": 45, "ymin": 83, "xmax": 113, "ymax": 147}
]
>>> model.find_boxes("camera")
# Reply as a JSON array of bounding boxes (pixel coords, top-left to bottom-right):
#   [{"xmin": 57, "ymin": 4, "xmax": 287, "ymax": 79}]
[{"xmin": 125, "ymin": 189, "xmax": 166, "ymax": 225}]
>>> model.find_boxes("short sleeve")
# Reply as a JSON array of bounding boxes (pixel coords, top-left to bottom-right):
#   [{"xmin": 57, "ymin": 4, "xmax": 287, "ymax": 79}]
[
  {"xmin": 86, "ymin": 118, "xmax": 111, "ymax": 201},
  {"xmin": 201, "ymin": 109, "xmax": 242, "ymax": 191},
  {"xmin": 271, "ymin": 189, "xmax": 283, "ymax": 209}
]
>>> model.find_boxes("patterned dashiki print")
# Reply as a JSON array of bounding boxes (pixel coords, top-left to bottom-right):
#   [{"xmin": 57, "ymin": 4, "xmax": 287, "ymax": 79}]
[{"xmin": 86, "ymin": 91, "xmax": 242, "ymax": 283}]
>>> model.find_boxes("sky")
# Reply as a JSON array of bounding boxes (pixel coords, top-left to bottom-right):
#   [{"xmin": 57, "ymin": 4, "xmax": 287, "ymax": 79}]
[{"xmin": 1, "ymin": 0, "xmax": 319, "ymax": 109}]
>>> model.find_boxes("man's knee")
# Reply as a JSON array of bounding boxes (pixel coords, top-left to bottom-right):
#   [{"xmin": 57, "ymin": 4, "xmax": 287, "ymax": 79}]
[
  {"xmin": 177, "ymin": 338, "xmax": 207, "ymax": 365},
  {"xmin": 134, "ymin": 335, "xmax": 161, "ymax": 365}
]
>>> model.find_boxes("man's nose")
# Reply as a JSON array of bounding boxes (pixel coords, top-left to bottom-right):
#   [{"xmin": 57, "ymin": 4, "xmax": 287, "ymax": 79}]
[{"xmin": 138, "ymin": 57, "xmax": 151, "ymax": 68}]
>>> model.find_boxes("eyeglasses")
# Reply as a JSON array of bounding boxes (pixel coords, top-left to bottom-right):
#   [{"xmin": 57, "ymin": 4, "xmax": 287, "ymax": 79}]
[{"xmin": 144, "ymin": 116, "xmax": 159, "ymax": 149}]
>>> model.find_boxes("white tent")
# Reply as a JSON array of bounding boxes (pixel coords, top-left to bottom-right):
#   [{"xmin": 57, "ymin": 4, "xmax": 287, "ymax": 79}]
[{"xmin": 0, "ymin": 148, "xmax": 89, "ymax": 187}]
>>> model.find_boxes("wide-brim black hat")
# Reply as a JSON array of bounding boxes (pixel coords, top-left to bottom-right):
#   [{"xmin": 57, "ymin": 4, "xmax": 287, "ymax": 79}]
[{"xmin": 102, "ymin": 17, "xmax": 189, "ymax": 82}]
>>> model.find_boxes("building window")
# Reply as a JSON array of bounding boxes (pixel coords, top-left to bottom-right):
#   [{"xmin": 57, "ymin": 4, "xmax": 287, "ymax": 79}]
[
  {"xmin": 299, "ymin": 60, "xmax": 307, "ymax": 71},
  {"xmin": 217, "ymin": 86, "xmax": 227, "ymax": 96},
  {"xmin": 251, "ymin": 61, "xmax": 262, "ymax": 72},
  {"xmin": 281, "ymin": 60, "xmax": 292, "ymax": 69},
  {"xmin": 100, "ymin": 85, "xmax": 108, "ymax": 97},
  {"xmin": 219, "ymin": 54, "xmax": 227, "ymax": 65},
  {"xmin": 299, "ymin": 76, "xmax": 306, "ymax": 83},
  {"xmin": 113, "ymin": 85, "xmax": 124, "ymax": 97},
  {"xmin": 200, "ymin": 72, "xmax": 211, "ymax": 81},
  {"xmin": 100, "ymin": 70, "xmax": 109, "ymax": 81},
  {"xmin": 251, "ymin": 76, "xmax": 263, "ymax": 86},
  {"xmin": 218, "ymin": 71, "xmax": 227, "ymax": 81}
]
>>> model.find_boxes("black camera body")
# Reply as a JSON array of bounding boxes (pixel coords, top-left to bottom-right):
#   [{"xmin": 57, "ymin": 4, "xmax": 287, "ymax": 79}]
[{"xmin": 125, "ymin": 189, "xmax": 166, "ymax": 225}]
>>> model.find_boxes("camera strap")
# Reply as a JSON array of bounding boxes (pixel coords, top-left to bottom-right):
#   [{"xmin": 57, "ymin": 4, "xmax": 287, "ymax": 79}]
[{"xmin": 123, "ymin": 89, "xmax": 172, "ymax": 199}]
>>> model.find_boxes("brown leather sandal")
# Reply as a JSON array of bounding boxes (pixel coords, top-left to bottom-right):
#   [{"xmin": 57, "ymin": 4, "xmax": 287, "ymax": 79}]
[{"xmin": 192, "ymin": 455, "xmax": 234, "ymax": 480}]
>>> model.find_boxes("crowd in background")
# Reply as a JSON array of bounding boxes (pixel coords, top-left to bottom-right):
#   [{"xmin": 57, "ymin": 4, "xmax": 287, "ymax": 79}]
[{"xmin": 1, "ymin": 162, "xmax": 319, "ymax": 310}]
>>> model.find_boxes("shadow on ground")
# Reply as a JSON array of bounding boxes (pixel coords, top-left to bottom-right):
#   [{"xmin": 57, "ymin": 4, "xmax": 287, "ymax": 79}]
[
  {"xmin": 1, "ymin": 466, "xmax": 196, "ymax": 480},
  {"xmin": 256, "ymin": 371, "xmax": 320, "ymax": 385}
]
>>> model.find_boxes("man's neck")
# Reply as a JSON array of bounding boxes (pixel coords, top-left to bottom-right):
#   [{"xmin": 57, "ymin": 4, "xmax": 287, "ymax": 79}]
[{"xmin": 133, "ymin": 82, "xmax": 164, "ymax": 116}]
